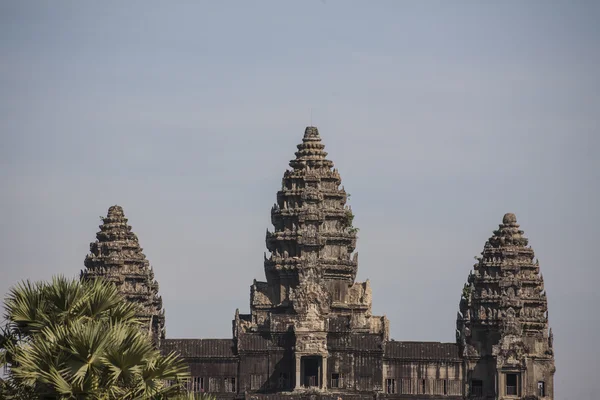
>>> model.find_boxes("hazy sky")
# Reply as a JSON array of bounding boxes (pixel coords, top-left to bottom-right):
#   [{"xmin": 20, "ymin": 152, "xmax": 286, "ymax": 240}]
[{"xmin": 1, "ymin": 1, "xmax": 598, "ymax": 398}]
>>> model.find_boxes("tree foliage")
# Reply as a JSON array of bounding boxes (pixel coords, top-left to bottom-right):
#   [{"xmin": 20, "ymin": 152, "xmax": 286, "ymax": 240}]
[{"xmin": 0, "ymin": 276, "xmax": 190, "ymax": 399}]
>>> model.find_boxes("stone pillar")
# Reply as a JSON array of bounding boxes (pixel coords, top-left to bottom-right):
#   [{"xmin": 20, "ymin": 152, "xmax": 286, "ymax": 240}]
[
  {"xmin": 321, "ymin": 355, "xmax": 328, "ymax": 390},
  {"xmin": 494, "ymin": 370, "xmax": 498, "ymax": 397},
  {"xmin": 520, "ymin": 371, "xmax": 524, "ymax": 397},
  {"xmin": 498, "ymin": 372, "xmax": 505, "ymax": 397},
  {"xmin": 295, "ymin": 354, "xmax": 301, "ymax": 390}
]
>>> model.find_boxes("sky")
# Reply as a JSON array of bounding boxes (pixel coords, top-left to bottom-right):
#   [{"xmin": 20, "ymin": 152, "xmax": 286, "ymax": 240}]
[{"xmin": 1, "ymin": 1, "xmax": 598, "ymax": 398}]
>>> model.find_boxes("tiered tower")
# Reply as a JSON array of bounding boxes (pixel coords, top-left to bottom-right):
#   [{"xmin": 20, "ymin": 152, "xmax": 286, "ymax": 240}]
[
  {"xmin": 244, "ymin": 126, "xmax": 382, "ymax": 324},
  {"xmin": 235, "ymin": 127, "xmax": 388, "ymax": 392},
  {"xmin": 457, "ymin": 213, "xmax": 555, "ymax": 398},
  {"xmin": 81, "ymin": 205, "xmax": 165, "ymax": 344},
  {"xmin": 264, "ymin": 126, "xmax": 359, "ymax": 307}
]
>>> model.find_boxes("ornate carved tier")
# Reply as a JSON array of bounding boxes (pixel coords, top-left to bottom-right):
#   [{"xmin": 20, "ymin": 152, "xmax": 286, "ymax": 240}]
[{"xmin": 81, "ymin": 205, "xmax": 165, "ymax": 344}]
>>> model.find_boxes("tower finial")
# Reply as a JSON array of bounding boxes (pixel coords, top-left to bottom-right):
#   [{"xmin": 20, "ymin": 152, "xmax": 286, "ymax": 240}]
[
  {"xmin": 303, "ymin": 126, "xmax": 320, "ymax": 139},
  {"xmin": 503, "ymin": 213, "xmax": 517, "ymax": 225}
]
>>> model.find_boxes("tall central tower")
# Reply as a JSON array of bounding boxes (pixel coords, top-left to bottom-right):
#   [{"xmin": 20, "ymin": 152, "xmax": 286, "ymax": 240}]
[
  {"xmin": 234, "ymin": 127, "xmax": 388, "ymax": 392},
  {"xmin": 265, "ymin": 126, "xmax": 358, "ymax": 308}
]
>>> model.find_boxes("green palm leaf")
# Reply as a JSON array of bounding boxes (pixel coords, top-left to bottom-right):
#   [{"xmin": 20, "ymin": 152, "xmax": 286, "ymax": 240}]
[{"xmin": 1, "ymin": 276, "xmax": 190, "ymax": 400}]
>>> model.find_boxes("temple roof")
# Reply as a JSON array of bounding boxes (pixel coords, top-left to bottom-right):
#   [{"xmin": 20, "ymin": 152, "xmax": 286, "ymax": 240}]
[
  {"xmin": 161, "ymin": 339, "xmax": 236, "ymax": 358},
  {"xmin": 385, "ymin": 341, "xmax": 461, "ymax": 361}
]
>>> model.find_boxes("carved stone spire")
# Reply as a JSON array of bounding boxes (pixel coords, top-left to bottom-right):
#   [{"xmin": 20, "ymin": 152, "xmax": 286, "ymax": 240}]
[
  {"xmin": 457, "ymin": 213, "xmax": 552, "ymax": 358},
  {"xmin": 240, "ymin": 126, "xmax": 386, "ymax": 344},
  {"xmin": 81, "ymin": 205, "xmax": 165, "ymax": 344},
  {"xmin": 265, "ymin": 126, "xmax": 358, "ymax": 309}
]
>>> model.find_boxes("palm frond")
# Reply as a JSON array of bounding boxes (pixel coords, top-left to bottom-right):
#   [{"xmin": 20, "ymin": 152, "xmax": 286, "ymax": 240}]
[
  {"xmin": 2, "ymin": 276, "xmax": 191, "ymax": 400},
  {"xmin": 4, "ymin": 280, "xmax": 49, "ymax": 336}
]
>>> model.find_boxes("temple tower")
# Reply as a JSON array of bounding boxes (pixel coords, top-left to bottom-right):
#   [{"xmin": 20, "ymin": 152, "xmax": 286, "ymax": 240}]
[
  {"xmin": 81, "ymin": 205, "xmax": 165, "ymax": 344},
  {"xmin": 235, "ymin": 127, "xmax": 388, "ymax": 393},
  {"xmin": 265, "ymin": 126, "xmax": 359, "ymax": 308},
  {"xmin": 457, "ymin": 213, "xmax": 555, "ymax": 399}
]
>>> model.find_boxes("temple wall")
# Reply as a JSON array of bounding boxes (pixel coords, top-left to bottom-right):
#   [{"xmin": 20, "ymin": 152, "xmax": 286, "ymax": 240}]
[{"xmin": 382, "ymin": 360, "xmax": 463, "ymax": 397}]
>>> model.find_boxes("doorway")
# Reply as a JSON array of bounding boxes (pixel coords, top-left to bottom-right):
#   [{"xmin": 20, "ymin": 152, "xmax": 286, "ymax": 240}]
[{"xmin": 301, "ymin": 356, "xmax": 321, "ymax": 388}]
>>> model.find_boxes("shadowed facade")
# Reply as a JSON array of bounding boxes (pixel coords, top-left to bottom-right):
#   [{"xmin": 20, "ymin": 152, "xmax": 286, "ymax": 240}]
[{"xmin": 82, "ymin": 127, "xmax": 555, "ymax": 399}]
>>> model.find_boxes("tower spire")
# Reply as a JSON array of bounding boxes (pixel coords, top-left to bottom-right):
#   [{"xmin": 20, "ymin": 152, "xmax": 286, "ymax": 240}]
[
  {"xmin": 456, "ymin": 213, "xmax": 555, "ymax": 397},
  {"xmin": 288, "ymin": 126, "xmax": 333, "ymax": 170},
  {"xmin": 81, "ymin": 205, "xmax": 165, "ymax": 344},
  {"xmin": 264, "ymin": 126, "xmax": 358, "ymax": 308},
  {"xmin": 457, "ymin": 213, "xmax": 552, "ymax": 354}
]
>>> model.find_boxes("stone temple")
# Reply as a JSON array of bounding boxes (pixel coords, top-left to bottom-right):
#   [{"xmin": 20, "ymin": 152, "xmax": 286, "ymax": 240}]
[{"xmin": 81, "ymin": 127, "xmax": 555, "ymax": 399}]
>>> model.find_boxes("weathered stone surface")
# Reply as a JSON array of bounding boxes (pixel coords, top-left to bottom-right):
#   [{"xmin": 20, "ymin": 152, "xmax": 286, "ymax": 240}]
[{"xmin": 81, "ymin": 205, "xmax": 165, "ymax": 344}]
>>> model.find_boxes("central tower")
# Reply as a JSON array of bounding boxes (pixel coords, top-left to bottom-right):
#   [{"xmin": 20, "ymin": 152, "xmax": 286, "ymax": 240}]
[
  {"xmin": 266, "ymin": 125, "xmax": 358, "ymax": 308},
  {"xmin": 234, "ymin": 126, "xmax": 388, "ymax": 393}
]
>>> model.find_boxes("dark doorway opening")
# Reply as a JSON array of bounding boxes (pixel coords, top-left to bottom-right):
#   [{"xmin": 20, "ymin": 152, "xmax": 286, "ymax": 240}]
[
  {"xmin": 471, "ymin": 379, "xmax": 483, "ymax": 396},
  {"xmin": 302, "ymin": 356, "xmax": 321, "ymax": 388},
  {"xmin": 506, "ymin": 373, "xmax": 519, "ymax": 396}
]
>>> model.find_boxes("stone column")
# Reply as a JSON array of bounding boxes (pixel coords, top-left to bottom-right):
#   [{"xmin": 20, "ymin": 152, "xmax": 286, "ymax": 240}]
[
  {"xmin": 494, "ymin": 370, "xmax": 498, "ymax": 397},
  {"xmin": 295, "ymin": 354, "xmax": 302, "ymax": 390},
  {"xmin": 520, "ymin": 371, "xmax": 524, "ymax": 397},
  {"xmin": 321, "ymin": 355, "xmax": 328, "ymax": 390},
  {"xmin": 498, "ymin": 372, "xmax": 505, "ymax": 397}
]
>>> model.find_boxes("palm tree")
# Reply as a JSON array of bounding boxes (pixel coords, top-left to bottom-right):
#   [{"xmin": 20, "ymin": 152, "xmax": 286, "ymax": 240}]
[{"xmin": 0, "ymin": 276, "xmax": 190, "ymax": 399}]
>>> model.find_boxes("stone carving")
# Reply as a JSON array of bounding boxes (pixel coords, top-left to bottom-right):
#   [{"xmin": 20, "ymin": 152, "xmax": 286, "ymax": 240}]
[
  {"xmin": 291, "ymin": 269, "xmax": 330, "ymax": 318},
  {"xmin": 295, "ymin": 333, "xmax": 328, "ymax": 355},
  {"xmin": 493, "ymin": 329, "xmax": 529, "ymax": 369},
  {"xmin": 251, "ymin": 280, "xmax": 273, "ymax": 307}
]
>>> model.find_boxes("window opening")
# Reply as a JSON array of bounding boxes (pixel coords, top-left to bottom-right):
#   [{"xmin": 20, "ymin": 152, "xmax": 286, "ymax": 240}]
[
  {"xmin": 224, "ymin": 377, "xmax": 236, "ymax": 393},
  {"xmin": 506, "ymin": 373, "xmax": 518, "ymax": 396},
  {"xmin": 537, "ymin": 381, "xmax": 545, "ymax": 397},
  {"xmin": 386, "ymin": 378, "xmax": 396, "ymax": 394},
  {"xmin": 331, "ymin": 373, "xmax": 340, "ymax": 388},
  {"xmin": 191, "ymin": 377, "xmax": 205, "ymax": 392}
]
